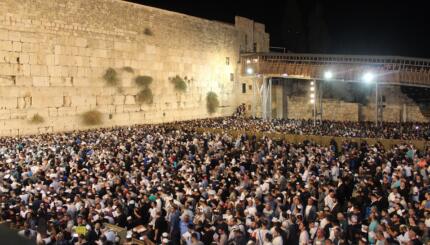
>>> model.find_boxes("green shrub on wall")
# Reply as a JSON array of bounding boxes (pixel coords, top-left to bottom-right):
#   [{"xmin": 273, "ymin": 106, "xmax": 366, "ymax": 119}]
[
  {"xmin": 29, "ymin": 114, "xmax": 44, "ymax": 124},
  {"xmin": 136, "ymin": 88, "xmax": 154, "ymax": 105},
  {"xmin": 134, "ymin": 75, "xmax": 154, "ymax": 105},
  {"xmin": 81, "ymin": 110, "xmax": 103, "ymax": 126},
  {"xmin": 144, "ymin": 28, "xmax": 153, "ymax": 36},
  {"xmin": 103, "ymin": 68, "xmax": 119, "ymax": 86},
  {"xmin": 122, "ymin": 66, "xmax": 134, "ymax": 73},
  {"xmin": 135, "ymin": 76, "xmax": 153, "ymax": 87},
  {"xmin": 169, "ymin": 75, "xmax": 188, "ymax": 92},
  {"xmin": 206, "ymin": 92, "xmax": 219, "ymax": 114}
]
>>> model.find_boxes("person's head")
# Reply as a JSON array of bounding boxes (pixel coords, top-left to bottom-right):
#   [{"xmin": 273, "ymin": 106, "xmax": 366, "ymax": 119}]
[
  {"xmin": 299, "ymin": 222, "xmax": 306, "ymax": 231},
  {"xmin": 265, "ymin": 233, "xmax": 273, "ymax": 242},
  {"xmin": 183, "ymin": 214, "xmax": 190, "ymax": 223},
  {"xmin": 191, "ymin": 232, "xmax": 199, "ymax": 242},
  {"xmin": 325, "ymin": 239, "xmax": 333, "ymax": 245},
  {"xmin": 317, "ymin": 229, "xmax": 325, "ymax": 239}
]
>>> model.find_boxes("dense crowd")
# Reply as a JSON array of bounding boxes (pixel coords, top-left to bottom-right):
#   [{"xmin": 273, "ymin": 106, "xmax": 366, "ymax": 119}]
[
  {"xmin": 174, "ymin": 117, "xmax": 430, "ymax": 140},
  {"xmin": 0, "ymin": 118, "xmax": 429, "ymax": 245}
]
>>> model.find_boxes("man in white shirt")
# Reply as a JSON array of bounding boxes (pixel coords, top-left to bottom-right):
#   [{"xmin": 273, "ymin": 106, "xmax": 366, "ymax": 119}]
[
  {"xmin": 298, "ymin": 222, "xmax": 309, "ymax": 245},
  {"xmin": 272, "ymin": 227, "xmax": 283, "ymax": 245}
]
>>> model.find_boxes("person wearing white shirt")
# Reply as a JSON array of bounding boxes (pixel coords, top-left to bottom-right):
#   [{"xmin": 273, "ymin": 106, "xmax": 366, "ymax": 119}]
[
  {"xmin": 299, "ymin": 223, "xmax": 309, "ymax": 245},
  {"xmin": 272, "ymin": 227, "xmax": 283, "ymax": 245},
  {"xmin": 324, "ymin": 190, "xmax": 336, "ymax": 211}
]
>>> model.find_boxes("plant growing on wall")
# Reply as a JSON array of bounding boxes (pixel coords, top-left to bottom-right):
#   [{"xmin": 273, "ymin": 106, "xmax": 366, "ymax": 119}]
[
  {"xmin": 135, "ymin": 76, "xmax": 153, "ymax": 87},
  {"xmin": 134, "ymin": 75, "xmax": 154, "ymax": 105},
  {"xmin": 136, "ymin": 88, "xmax": 154, "ymax": 105},
  {"xmin": 144, "ymin": 28, "xmax": 153, "ymax": 36},
  {"xmin": 81, "ymin": 110, "xmax": 103, "ymax": 126},
  {"xmin": 122, "ymin": 66, "xmax": 134, "ymax": 73},
  {"xmin": 206, "ymin": 91, "xmax": 219, "ymax": 114},
  {"xmin": 169, "ymin": 75, "xmax": 189, "ymax": 92},
  {"xmin": 103, "ymin": 68, "xmax": 119, "ymax": 86},
  {"xmin": 29, "ymin": 114, "xmax": 44, "ymax": 124}
]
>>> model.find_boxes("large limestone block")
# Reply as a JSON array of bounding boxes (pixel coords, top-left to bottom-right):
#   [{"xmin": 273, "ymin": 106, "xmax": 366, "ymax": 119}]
[
  {"xmin": 8, "ymin": 31, "xmax": 21, "ymax": 42},
  {"xmin": 71, "ymin": 95, "xmax": 96, "ymax": 106},
  {"xmin": 49, "ymin": 77, "xmax": 72, "ymax": 87},
  {"xmin": 0, "ymin": 97, "xmax": 17, "ymax": 109},
  {"xmin": 96, "ymin": 95, "xmax": 114, "ymax": 105},
  {"xmin": 0, "ymin": 109, "xmax": 11, "ymax": 120},
  {"xmin": 96, "ymin": 105, "xmax": 115, "ymax": 114},
  {"xmin": 0, "ymin": 40, "xmax": 13, "ymax": 51},
  {"xmin": 124, "ymin": 105, "xmax": 141, "ymax": 113},
  {"xmin": 12, "ymin": 41, "xmax": 21, "ymax": 52},
  {"xmin": 32, "ymin": 95, "xmax": 63, "ymax": 108},
  {"xmin": 124, "ymin": 95, "xmax": 135, "ymax": 105},
  {"xmin": 10, "ymin": 109, "xmax": 27, "ymax": 120},
  {"xmin": 0, "ymin": 63, "xmax": 12, "ymax": 75},
  {"xmin": 48, "ymin": 65, "xmax": 61, "ymax": 77},
  {"xmin": 75, "ymin": 105, "xmax": 92, "ymax": 113},
  {"xmin": 48, "ymin": 107, "xmax": 58, "ymax": 117},
  {"xmin": 32, "ymin": 76, "xmax": 50, "ymax": 86},
  {"xmin": 57, "ymin": 107, "xmax": 76, "ymax": 116},
  {"xmin": 113, "ymin": 95, "xmax": 125, "ymax": 105},
  {"xmin": 0, "ymin": 76, "xmax": 14, "ymax": 86},
  {"xmin": 17, "ymin": 96, "xmax": 32, "ymax": 109}
]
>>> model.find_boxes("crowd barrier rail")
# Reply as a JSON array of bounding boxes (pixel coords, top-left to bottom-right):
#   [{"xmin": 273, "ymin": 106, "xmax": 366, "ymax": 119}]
[{"xmin": 194, "ymin": 128, "xmax": 430, "ymax": 151}]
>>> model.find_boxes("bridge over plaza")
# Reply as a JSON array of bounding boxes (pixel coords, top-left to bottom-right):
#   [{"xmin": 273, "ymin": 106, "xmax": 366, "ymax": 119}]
[{"xmin": 240, "ymin": 52, "xmax": 430, "ymax": 123}]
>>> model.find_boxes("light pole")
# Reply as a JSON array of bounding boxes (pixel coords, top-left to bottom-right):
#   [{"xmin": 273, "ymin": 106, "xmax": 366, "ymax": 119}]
[
  {"xmin": 321, "ymin": 70, "xmax": 334, "ymax": 122},
  {"xmin": 246, "ymin": 66, "xmax": 257, "ymax": 118},
  {"xmin": 363, "ymin": 72, "xmax": 378, "ymax": 126}
]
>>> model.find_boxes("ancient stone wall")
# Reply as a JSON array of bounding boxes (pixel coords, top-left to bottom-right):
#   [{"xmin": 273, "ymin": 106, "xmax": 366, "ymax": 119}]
[{"xmin": 0, "ymin": 0, "xmax": 269, "ymax": 136}]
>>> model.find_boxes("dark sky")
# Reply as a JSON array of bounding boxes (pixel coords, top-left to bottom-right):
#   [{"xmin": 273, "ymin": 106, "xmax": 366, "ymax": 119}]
[{"xmin": 125, "ymin": 0, "xmax": 430, "ymax": 59}]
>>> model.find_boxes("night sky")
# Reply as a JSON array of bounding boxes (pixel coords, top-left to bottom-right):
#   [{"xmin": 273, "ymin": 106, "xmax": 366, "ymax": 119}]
[{"xmin": 125, "ymin": 0, "xmax": 430, "ymax": 59}]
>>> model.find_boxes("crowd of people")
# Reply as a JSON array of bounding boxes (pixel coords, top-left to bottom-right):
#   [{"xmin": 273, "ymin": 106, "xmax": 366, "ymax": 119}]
[
  {"xmin": 174, "ymin": 117, "xmax": 430, "ymax": 140},
  {"xmin": 0, "ymin": 117, "xmax": 429, "ymax": 245}
]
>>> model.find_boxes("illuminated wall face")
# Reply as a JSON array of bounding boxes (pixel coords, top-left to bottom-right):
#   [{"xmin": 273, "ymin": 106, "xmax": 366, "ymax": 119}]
[{"xmin": 0, "ymin": 0, "xmax": 269, "ymax": 136}]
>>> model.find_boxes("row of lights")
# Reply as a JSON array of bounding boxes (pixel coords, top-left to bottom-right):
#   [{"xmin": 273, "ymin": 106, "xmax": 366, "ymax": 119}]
[
  {"xmin": 248, "ymin": 68, "xmax": 375, "ymax": 84},
  {"xmin": 324, "ymin": 70, "xmax": 375, "ymax": 83},
  {"xmin": 309, "ymin": 81, "xmax": 315, "ymax": 104}
]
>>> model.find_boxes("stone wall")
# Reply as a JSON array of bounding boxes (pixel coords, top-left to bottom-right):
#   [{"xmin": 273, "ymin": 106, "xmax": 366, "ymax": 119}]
[
  {"xmin": 0, "ymin": 0, "xmax": 269, "ymax": 136},
  {"xmin": 238, "ymin": 78, "xmax": 429, "ymax": 122}
]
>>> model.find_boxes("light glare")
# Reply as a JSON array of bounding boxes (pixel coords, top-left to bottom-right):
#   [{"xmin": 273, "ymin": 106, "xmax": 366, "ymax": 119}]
[
  {"xmin": 324, "ymin": 71, "xmax": 333, "ymax": 79},
  {"xmin": 363, "ymin": 72, "xmax": 374, "ymax": 83}
]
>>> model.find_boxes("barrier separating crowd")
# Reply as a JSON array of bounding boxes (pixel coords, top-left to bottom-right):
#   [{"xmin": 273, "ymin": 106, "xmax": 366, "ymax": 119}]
[{"xmin": 194, "ymin": 128, "xmax": 430, "ymax": 151}]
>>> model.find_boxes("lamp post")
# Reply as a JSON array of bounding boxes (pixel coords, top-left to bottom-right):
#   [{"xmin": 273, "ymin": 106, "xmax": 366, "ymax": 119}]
[
  {"xmin": 246, "ymin": 66, "xmax": 257, "ymax": 118},
  {"xmin": 363, "ymin": 72, "xmax": 378, "ymax": 126}
]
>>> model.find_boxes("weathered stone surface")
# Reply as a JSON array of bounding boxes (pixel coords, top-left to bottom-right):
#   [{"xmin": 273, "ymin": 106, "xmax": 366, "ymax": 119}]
[{"xmin": 0, "ymin": 0, "xmax": 276, "ymax": 136}]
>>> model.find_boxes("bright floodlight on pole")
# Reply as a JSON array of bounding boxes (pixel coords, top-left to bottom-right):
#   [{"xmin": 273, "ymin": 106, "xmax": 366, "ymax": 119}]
[
  {"xmin": 246, "ymin": 67, "xmax": 254, "ymax": 75},
  {"xmin": 324, "ymin": 71, "xmax": 333, "ymax": 80},
  {"xmin": 363, "ymin": 72, "xmax": 374, "ymax": 83}
]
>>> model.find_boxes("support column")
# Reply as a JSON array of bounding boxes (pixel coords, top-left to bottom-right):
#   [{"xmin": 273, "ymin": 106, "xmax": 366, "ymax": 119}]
[
  {"xmin": 375, "ymin": 82, "xmax": 379, "ymax": 126},
  {"xmin": 261, "ymin": 76, "xmax": 267, "ymax": 120},
  {"xmin": 268, "ymin": 78, "xmax": 272, "ymax": 121},
  {"xmin": 318, "ymin": 81, "xmax": 323, "ymax": 121},
  {"xmin": 275, "ymin": 81, "xmax": 284, "ymax": 119},
  {"xmin": 252, "ymin": 78, "xmax": 256, "ymax": 118},
  {"xmin": 402, "ymin": 103, "xmax": 407, "ymax": 122}
]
